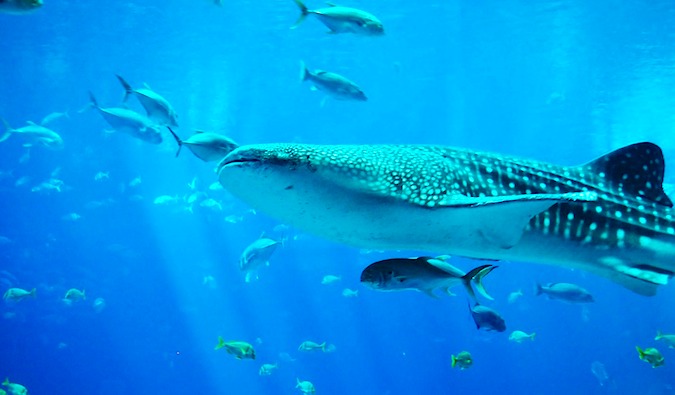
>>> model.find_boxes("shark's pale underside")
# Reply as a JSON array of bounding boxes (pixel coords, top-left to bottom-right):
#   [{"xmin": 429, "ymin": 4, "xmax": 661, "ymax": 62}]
[{"xmin": 217, "ymin": 142, "xmax": 675, "ymax": 296}]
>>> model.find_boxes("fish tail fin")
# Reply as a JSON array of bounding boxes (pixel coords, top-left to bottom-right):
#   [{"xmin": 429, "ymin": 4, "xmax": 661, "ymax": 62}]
[
  {"xmin": 291, "ymin": 0, "xmax": 309, "ymax": 29},
  {"xmin": 530, "ymin": 332, "xmax": 536, "ymax": 341},
  {"xmin": 116, "ymin": 75, "xmax": 133, "ymax": 102},
  {"xmin": 535, "ymin": 283, "xmax": 543, "ymax": 296},
  {"xmin": 214, "ymin": 336, "xmax": 226, "ymax": 350},
  {"xmin": 299, "ymin": 60, "xmax": 310, "ymax": 82},
  {"xmin": 451, "ymin": 355, "xmax": 457, "ymax": 368},
  {"xmin": 79, "ymin": 91, "xmax": 99, "ymax": 114},
  {"xmin": 636, "ymin": 346, "xmax": 645, "ymax": 359},
  {"xmin": 320, "ymin": 342, "xmax": 326, "ymax": 352},
  {"xmin": 30, "ymin": 288, "xmax": 37, "ymax": 298},
  {"xmin": 0, "ymin": 119, "xmax": 12, "ymax": 143},
  {"xmin": 461, "ymin": 264, "xmax": 497, "ymax": 302},
  {"xmin": 655, "ymin": 330, "xmax": 662, "ymax": 340},
  {"xmin": 167, "ymin": 127, "xmax": 183, "ymax": 157}
]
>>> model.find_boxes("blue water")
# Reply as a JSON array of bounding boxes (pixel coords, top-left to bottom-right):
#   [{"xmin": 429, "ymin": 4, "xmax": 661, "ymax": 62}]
[{"xmin": 1, "ymin": 0, "xmax": 675, "ymax": 394}]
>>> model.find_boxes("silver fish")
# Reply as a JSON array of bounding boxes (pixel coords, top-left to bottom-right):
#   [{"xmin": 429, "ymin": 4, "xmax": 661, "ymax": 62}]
[
  {"xmin": 216, "ymin": 142, "xmax": 675, "ymax": 296},
  {"xmin": 168, "ymin": 127, "xmax": 238, "ymax": 162},
  {"xmin": 116, "ymin": 75, "xmax": 178, "ymax": 127},
  {"xmin": 535, "ymin": 282, "xmax": 594, "ymax": 303},
  {"xmin": 300, "ymin": 61, "xmax": 367, "ymax": 101},
  {"xmin": 0, "ymin": 0, "xmax": 42, "ymax": 14},
  {"xmin": 239, "ymin": 236, "xmax": 281, "ymax": 282},
  {"xmin": 360, "ymin": 257, "xmax": 496, "ymax": 301},
  {"xmin": 0, "ymin": 119, "xmax": 63, "ymax": 150},
  {"xmin": 291, "ymin": 0, "xmax": 384, "ymax": 36},
  {"xmin": 87, "ymin": 92, "xmax": 162, "ymax": 144}
]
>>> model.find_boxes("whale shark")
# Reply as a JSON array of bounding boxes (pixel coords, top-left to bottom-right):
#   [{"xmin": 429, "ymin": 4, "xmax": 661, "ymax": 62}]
[{"xmin": 217, "ymin": 142, "xmax": 675, "ymax": 296}]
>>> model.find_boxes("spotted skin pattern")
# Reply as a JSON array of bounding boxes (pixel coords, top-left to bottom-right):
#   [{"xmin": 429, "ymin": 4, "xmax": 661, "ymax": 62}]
[{"xmin": 218, "ymin": 142, "xmax": 675, "ymax": 295}]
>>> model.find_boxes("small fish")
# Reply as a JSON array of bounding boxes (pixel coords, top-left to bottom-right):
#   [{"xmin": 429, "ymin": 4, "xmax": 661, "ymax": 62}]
[
  {"xmin": 591, "ymin": 361, "xmax": 610, "ymax": 387},
  {"xmin": 61, "ymin": 213, "xmax": 81, "ymax": 222},
  {"xmin": 168, "ymin": 128, "xmax": 238, "ymax": 162},
  {"xmin": 451, "ymin": 351, "xmax": 473, "ymax": 370},
  {"xmin": 224, "ymin": 215, "xmax": 243, "ymax": 224},
  {"xmin": 116, "ymin": 75, "xmax": 178, "ymax": 127},
  {"xmin": 469, "ymin": 303, "xmax": 506, "ymax": 332},
  {"xmin": 92, "ymin": 297, "xmax": 106, "ymax": 313},
  {"xmin": 200, "ymin": 198, "xmax": 223, "ymax": 211},
  {"xmin": 2, "ymin": 378, "xmax": 27, "ymax": 395},
  {"xmin": 536, "ymin": 283, "xmax": 594, "ymax": 303},
  {"xmin": 3, "ymin": 287, "xmax": 36, "ymax": 302},
  {"xmin": 0, "ymin": 119, "xmax": 64, "ymax": 150},
  {"xmin": 291, "ymin": 0, "xmax": 384, "ymax": 36},
  {"xmin": 129, "ymin": 177, "xmax": 142, "ymax": 187},
  {"xmin": 86, "ymin": 92, "xmax": 162, "ymax": 144},
  {"xmin": 655, "ymin": 331, "xmax": 675, "ymax": 349},
  {"xmin": 14, "ymin": 176, "xmax": 30, "ymax": 187},
  {"xmin": 360, "ymin": 257, "xmax": 497, "ymax": 301},
  {"xmin": 94, "ymin": 171, "xmax": 109, "ymax": 181},
  {"xmin": 64, "ymin": 288, "xmax": 86, "ymax": 302},
  {"xmin": 239, "ymin": 236, "xmax": 281, "ymax": 282},
  {"xmin": 258, "ymin": 363, "xmax": 278, "ymax": 376},
  {"xmin": 208, "ymin": 182, "xmax": 224, "ymax": 191},
  {"xmin": 298, "ymin": 341, "xmax": 325, "ymax": 352},
  {"xmin": 300, "ymin": 61, "xmax": 367, "ymax": 101},
  {"xmin": 31, "ymin": 178, "xmax": 64, "ymax": 193},
  {"xmin": 295, "ymin": 378, "xmax": 316, "ymax": 394},
  {"xmin": 341, "ymin": 288, "xmax": 358, "ymax": 297},
  {"xmin": 153, "ymin": 195, "xmax": 179, "ymax": 205},
  {"xmin": 507, "ymin": 289, "xmax": 524, "ymax": 303},
  {"xmin": 508, "ymin": 330, "xmax": 536, "ymax": 343},
  {"xmin": 321, "ymin": 275, "xmax": 341, "ymax": 285},
  {"xmin": 0, "ymin": 0, "xmax": 42, "ymax": 14},
  {"xmin": 636, "ymin": 346, "xmax": 664, "ymax": 368},
  {"xmin": 214, "ymin": 336, "xmax": 255, "ymax": 360}
]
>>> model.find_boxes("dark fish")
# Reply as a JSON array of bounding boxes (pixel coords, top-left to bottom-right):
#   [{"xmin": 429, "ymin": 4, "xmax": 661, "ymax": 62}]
[
  {"xmin": 360, "ymin": 256, "xmax": 497, "ymax": 301},
  {"xmin": 469, "ymin": 303, "xmax": 506, "ymax": 332}
]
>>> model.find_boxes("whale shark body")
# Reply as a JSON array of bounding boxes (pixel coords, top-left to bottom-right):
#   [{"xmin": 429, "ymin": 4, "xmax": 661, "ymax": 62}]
[{"xmin": 217, "ymin": 142, "xmax": 675, "ymax": 296}]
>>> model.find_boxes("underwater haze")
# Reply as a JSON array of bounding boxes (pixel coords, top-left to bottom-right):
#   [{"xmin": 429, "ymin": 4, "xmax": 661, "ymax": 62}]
[{"xmin": 2, "ymin": 0, "xmax": 675, "ymax": 394}]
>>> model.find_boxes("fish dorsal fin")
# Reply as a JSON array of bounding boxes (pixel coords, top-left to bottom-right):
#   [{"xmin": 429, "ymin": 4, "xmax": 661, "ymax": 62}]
[
  {"xmin": 27, "ymin": 121, "xmax": 37, "ymax": 126},
  {"xmin": 325, "ymin": 2, "xmax": 338, "ymax": 6},
  {"xmin": 581, "ymin": 142, "xmax": 672, "ymax": 207},
  {"xmin": 425, "ymin": 257, "xmax": 464, "ymax": 277},
  {"xmin": 193, "ymin": 130, "xmax": 206, "ymax": 134}
]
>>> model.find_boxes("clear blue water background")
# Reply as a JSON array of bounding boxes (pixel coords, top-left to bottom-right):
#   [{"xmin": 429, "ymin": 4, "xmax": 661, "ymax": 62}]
[{"xmin": 1, "ymin": 0, "xmax": 675, "ymax": 394}]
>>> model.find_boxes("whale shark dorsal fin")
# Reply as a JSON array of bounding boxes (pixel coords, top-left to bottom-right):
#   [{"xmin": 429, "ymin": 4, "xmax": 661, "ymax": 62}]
[
  {"xmin": 437, "ymin": 192, "xmax": 597, "ymax": 249},
  {"xmin": 581, "ymin": 142, "xmax": 672, "ymax": 207}
]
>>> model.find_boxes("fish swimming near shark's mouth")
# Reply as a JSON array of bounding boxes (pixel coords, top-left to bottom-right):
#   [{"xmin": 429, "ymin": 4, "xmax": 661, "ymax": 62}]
[{"xmin": 217, "ymin": 142, "xmax": 675, "ymax": 296}]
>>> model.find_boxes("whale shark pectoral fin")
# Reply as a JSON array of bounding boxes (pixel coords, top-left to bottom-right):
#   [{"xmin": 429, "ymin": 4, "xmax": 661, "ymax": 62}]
[{"xmin": 438, "ymin": 192, "xmax": 597, "ymax": 249}]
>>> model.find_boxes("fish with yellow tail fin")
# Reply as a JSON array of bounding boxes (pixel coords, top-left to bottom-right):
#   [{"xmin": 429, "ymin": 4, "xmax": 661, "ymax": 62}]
[
  {"xmin": 451, "ymin": 351, "xmax": 473, "ymax": 370},
  {"xmin": 215, "ymin": 336, "xmax": 256, "ymax": 360},
  {"xmin": 2, "ymin": 378, "xmax": 27, "ymax": 395},
  {"xmin": 636, "ymin": 346, "xmax": 664, "ymax": 368}
]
